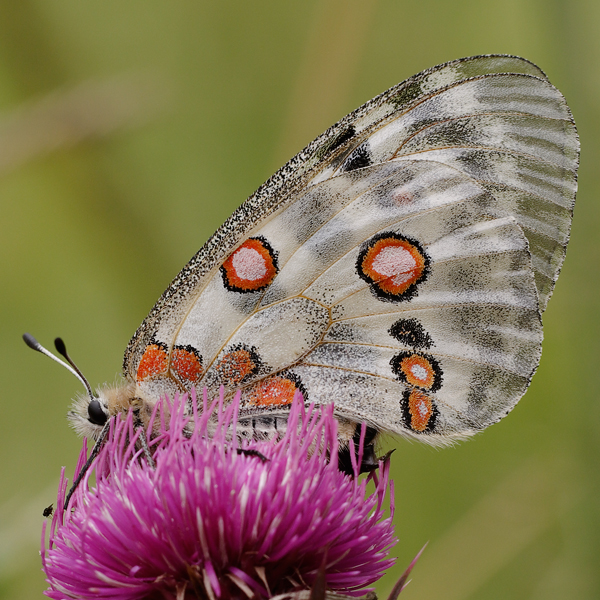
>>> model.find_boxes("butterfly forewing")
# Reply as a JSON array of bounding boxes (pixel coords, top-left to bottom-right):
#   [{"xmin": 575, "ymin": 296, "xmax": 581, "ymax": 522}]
[{"xmin": 124, "ymin": 55, "xmax": 577, "ymax": 444}]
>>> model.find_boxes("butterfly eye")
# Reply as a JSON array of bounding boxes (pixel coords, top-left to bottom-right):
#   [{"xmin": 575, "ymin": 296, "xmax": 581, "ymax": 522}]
[{"xmin": 88, "ymin": 399, "xmax": 108, "ymax": 426}]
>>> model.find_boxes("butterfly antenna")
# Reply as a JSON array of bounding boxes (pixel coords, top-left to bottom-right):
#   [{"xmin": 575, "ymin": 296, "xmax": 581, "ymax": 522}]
[{"xmin": 22, "ymin": 333, "xmax": 95, "ymax": 400}]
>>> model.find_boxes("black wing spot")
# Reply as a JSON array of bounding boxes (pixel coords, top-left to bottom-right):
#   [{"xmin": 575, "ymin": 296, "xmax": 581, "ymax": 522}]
[
  {"xmin": 329, "ymin": 125, "xmax": 356, "ymax": 152},
  {"xmin": 314, "ymin": 125, "xmax": 357, "ymax": 161},
  {"xmin": 388, "ymin": 318, "xmax": 434, "ymax": 349},
  {"xmin": 341, "ymin": 143, "xmax": 372, "ymax": 172}
]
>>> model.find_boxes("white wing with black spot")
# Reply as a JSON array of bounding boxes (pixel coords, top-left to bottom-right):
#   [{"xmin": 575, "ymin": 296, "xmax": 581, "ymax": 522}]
[{"xmin": 123, "ymin": 55, "xmax": 577, "ymax": 444}]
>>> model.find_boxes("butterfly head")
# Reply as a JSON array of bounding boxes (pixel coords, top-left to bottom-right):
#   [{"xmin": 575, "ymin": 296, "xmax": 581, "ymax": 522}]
[
  {"xmin": 23, "ymin": 333, "xmax": 148, "ymax": 439},
  {"xmin": 67, "ymin": 380, "xmax": 140, "ymax": 440}
]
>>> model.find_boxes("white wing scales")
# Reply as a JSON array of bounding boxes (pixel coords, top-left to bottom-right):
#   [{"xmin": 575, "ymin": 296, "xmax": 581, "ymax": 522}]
[
  {"xmin": 124, "ymin": 55, "xmax": 577, "ymax": 444},
  {"xmin": 262, "ymin": 161, "xmax": 491, "ymax": 305},
  {"xmin": 201, "ymin": 298, "xmax": 329, "ymax": 397}
]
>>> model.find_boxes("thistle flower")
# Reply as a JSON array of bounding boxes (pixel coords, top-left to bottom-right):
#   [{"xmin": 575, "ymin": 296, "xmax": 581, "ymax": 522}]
[{"xmin": 42, "ymin": 392, "xmax": 397, "ymax": 599}]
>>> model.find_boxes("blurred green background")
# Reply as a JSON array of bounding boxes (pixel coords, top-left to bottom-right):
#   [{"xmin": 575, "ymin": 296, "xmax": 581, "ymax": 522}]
[{"xmin": 0, "ymin": 1, "xmax": 598, "ymax": 599}]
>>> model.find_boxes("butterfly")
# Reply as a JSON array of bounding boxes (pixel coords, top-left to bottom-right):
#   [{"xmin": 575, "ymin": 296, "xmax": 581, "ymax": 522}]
[{"xmin": 26, "ymin": 55, "xmax": 578, "ymax": 478}]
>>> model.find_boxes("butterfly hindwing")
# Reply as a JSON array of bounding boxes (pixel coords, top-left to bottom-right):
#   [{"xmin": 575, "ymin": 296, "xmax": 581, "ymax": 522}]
[{"xmin": 124, "ymin": 55, "xmax": 577, "ymax": 444}]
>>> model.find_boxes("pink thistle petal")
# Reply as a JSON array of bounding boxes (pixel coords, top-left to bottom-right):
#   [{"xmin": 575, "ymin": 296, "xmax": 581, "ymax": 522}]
[
  {"xmin": 387, "ymin": 543, "xmax": 428, "ymax": 600},
  {"xmin": 43, "ymin": 390, "xmax": 397, "ymax": 599}
]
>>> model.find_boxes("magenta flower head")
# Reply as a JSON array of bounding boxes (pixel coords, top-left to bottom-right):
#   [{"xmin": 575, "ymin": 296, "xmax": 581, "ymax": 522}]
[{"xmin": 42, "ymin": 391, "xmax": 397, "ymax": 599}]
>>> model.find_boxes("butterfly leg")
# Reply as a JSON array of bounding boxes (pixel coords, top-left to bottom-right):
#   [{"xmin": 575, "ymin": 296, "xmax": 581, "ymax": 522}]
[
  {"xmin": 136, "ymin": 424, "xmax": 156, "ymax": 468},
  {"xmin": 338, "ymin": 424, "xmax": 383, "ymax": 475},
  {"xmin": 132, "ymin": 407, "xmax": 156, "ymax": 469},
  {"xmin": 64, "ymin": 419, "xmax": 111, "ymax": 510},
  {"xmin": 236, "ymin": 447, "xmax": 269, "ymax": 462}
]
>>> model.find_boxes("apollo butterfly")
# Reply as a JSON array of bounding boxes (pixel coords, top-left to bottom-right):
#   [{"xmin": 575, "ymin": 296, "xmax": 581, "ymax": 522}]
[{"xmin": 25, "ymin": 55, "xmax": 578, "ymax": 477}]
